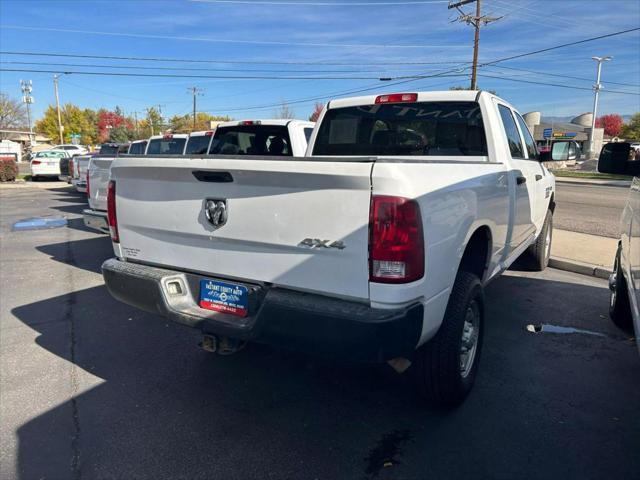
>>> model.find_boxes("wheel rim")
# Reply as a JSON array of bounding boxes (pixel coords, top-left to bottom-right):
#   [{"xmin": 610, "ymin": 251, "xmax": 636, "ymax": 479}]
[{"xmin": 460, "ymin": 300, "xmax": 480, "ymax": 378}]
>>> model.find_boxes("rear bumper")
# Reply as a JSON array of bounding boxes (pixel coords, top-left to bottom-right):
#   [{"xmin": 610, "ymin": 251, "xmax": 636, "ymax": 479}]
[
  {"xmin": 83, "ymin": 209, "xmax": 109, "ymax": 234},
  {"xmin": 102, "ymin": 258, "xmax": 423, "ymax": 363}
]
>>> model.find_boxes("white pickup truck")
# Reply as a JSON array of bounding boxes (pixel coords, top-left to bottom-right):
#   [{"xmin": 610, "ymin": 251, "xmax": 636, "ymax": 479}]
[{"xmin": 101, "ymin": 91, "xmax": 566, "ymax": 406}]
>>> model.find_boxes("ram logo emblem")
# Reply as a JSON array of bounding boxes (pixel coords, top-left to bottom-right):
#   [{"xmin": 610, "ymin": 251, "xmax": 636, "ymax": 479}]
[{"xmin": 205, "ymin": 199, "xmax": 228, "ymax": 228}]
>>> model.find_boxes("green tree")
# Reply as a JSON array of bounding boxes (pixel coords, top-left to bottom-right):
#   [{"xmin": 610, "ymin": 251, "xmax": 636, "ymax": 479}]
[
  {"xmin": 621, "ymin": 113, "xmax": 640, "ymax": 140},
  {"xmin": 138, "ymin": 107, "xmax": 164, "ymax": 137},
  {"xmin": 108, "ymin": 126, "xmax": 135, "ymax": 143},
  {"xmin": 169, "ymin": 112, "xmax": 231, "ymax": 133},
  {"xmin": 35, "ymin": 103, "xmax": 96, "ymax": 144}
]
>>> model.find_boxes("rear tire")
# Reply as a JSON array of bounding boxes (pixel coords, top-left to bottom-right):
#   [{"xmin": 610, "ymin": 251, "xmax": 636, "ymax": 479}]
[
  {"xmin": 413, "ymin": 271, "xmax": 484, "ymax": 407},
  {"xmin": 527, "ymin": 209, "xmax": 553, "ymax": 271},
  {"xmin": 610, "ymin": 245, "xmax": 633, "ymax": 332}
]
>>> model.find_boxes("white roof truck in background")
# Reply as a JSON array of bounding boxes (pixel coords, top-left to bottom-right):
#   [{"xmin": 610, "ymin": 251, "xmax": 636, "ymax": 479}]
[
  {"xmin": 101, "ymin": 91, "xmax": 565, "ymax": 406},
  {"xmin": 210, "ymin": 119, "xmax": 314, "ymax": 157}
]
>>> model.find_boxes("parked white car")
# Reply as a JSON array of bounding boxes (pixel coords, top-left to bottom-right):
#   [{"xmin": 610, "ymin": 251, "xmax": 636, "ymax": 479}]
[
  {"xmin": 210, "ymin": 119, "xmax": 314, "ymax": 157},
  {"xmin": 598, "ymin": 142, "xmax": 640, "ymax": 353},
  {"xmin": 145, "ymin": 134, "xmax": 188, "ymax": 155},
  {"xmin": 100, "ymin": 91, "xmax": 568, "ymax": 406},
  {"xmin": 53, "ymin": 144, "xmax": 89, "ymax": 156},
  {"xmin": 30, "ymin": 150, "xmax": 70, "ymax": 180}
]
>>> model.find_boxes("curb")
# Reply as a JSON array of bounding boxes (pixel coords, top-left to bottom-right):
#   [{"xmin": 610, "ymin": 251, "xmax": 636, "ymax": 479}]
[
  {"xmin": 555, "ymin": 178, "xmax": 631, "ymax": 188},
  {"xmin": 549, "ymin": 256, "xmax": 612, "ymax": 280}
]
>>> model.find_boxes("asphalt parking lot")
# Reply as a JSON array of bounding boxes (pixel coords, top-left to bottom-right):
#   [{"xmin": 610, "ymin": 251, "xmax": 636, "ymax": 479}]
[{"xmin": 1, "ymin": 182, "xmax": 639, "ymax": 480}]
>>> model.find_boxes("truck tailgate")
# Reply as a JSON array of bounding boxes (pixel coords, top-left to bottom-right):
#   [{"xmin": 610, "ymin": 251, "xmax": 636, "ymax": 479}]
[
  {"xmin": 88, "ymin": 156, "xmax": 115, "ymax": 211},
  {"xmin": 111, "ymin": 157, "xmax": 374, "ymax": 301}
]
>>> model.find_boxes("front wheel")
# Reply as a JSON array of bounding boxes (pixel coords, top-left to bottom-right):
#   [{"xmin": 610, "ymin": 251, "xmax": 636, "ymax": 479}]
[
  {"xmin": 527, "ymin": 209, "xmax": 553, "ymax": 271},
  {"xmin": 610, "ymin": 245, "xmax": 633, "ymax": 332},
  {"xmin": 413, "ymin": 271, "xmax": 484, "ymax": 407}
]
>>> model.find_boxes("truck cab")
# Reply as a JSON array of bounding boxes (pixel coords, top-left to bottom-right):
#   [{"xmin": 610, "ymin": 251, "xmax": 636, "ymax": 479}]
[{"xmin": 209, "ymin": 120, "xmax": 314, "ymax": 157}]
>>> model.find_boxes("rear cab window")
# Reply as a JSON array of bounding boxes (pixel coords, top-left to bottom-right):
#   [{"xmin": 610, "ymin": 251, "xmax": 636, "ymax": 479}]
[
  {"xmin": 146, "ymin": 137, "xmax": 187, "ymax": 155},
  {"xmin": 312, "ymin": 101, "xmax": 487, "ymax": 156},
  {"xmin": 211, "ymin": 125, "xmax": 292, "ymax": 156},
  {"xmin": 185, "ymin": 134, "xmax": 213, "ymax": 155}
]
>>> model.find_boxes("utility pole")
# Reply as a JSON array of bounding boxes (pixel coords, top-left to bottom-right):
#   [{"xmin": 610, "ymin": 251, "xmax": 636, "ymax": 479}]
[
  {"xmin": 589, "ymin": 56, "xmax": 612, "ymax": 159},
  {"xmin": 146, "ymin": 108, "xmax": 154, "ymax": 136},
  {"xmin": 187, "ymin": 87, "xmax": 203, "ymax": 131},
  {"xmin": 20, "ymin": 80, "xmax": 34, "ymax": 146},
  {"xmin": 53, "ymin": 74, "xmax": 64, "ymax": 144},
  {"xmin": 133, "ymin": 111, "xmax": 139, "ymax": 137},
  {"xmin": 448, "ymin": 0, "xmax": 502, "ymax": 90}
]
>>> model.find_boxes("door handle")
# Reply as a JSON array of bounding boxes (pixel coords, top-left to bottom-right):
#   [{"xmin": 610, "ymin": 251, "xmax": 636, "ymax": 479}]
[
  {"xmin": 535, "ymin": 174, "xmax": 543, "ymax": 181},
  {"xmin": 516, "ymin": 176, "xmax": 527, "ymax": 185}
]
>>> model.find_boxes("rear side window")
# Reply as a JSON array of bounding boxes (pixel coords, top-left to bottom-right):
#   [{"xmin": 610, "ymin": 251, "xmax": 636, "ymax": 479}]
[
  {"xmin": 514, "ymin": 113, "xmax": 538, "ymax": 160},
  {"xmin": 211, "ymin": 125, "xmax": 292, "ymax": 156},
  {"xmin": 128, "ymin": 141, "xmax": 147, "ymax": 155},
  {"xmin": 99, "ymin": 144, "xmax": 118, "ymax": 155},
  {"xmin": 312, "ymin": 101, "xmax": 487, "ymax": 156},
  {"xmin": 185, "ymin": 135, "xmax": 213, "ymax": 155},
  {"xmin": 146, "ymin": 138, "xmax": 186, "ymax": 155},
  {"xmin": 304, "ymin": 128, "xmax": 314, "ymax": 142},
  {"xmin": 497, "ymin": 105, "xmax": 524, "ymax": 159}
]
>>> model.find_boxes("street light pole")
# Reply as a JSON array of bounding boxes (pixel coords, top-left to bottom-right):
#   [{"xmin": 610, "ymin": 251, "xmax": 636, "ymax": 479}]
[
  {"xmin": 589, "ymin": 56, "xmax": 612, "ymax": 158},
  {"xmin": 53, "ymin": 74, "xmax": 64, "ymax": 144}
]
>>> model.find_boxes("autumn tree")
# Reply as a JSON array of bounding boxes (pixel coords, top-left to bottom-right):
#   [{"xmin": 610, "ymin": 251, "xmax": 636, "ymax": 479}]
[
  {"xmin": 97, "ymin": 109, "xmax": 134, "ymax": 143},
  {"xmin": 0, "ymin": 94, "xmax": 27, "ymax": 139},
  {"xmin": 169, "ymin": 112, "xmax": 231, "ymax": 133},
  {"xmin": 309, "ymin": 102, "xmax": 324, "ymax": 122},
  {"xmin": 596, "ymin": 114, "xmax": 624, "ymax": 137},
  {"xmin": 621, "ymin": 113, "xmax": 640, "ymax": 140},
  {"xmin": 35, "ymin": 103, "xmax": 96, "ymax": 144}
]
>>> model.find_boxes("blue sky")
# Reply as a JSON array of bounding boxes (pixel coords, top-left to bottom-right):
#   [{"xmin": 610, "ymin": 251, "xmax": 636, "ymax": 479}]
[{"xmin": 0, "ymin": 0, "xmax": 638, "ymax": 122}]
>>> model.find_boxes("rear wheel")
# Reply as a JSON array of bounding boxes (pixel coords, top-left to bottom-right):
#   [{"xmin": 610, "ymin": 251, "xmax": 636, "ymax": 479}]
[
  {"xmin": 527, "ymin": 209, "xmax": 553, "ymax": 271},
  {"xmin": 610, "ymin": 245, "xmax": 633, "ymax": 332},
  {"xmin": 413, "ymin": 271, "xmax": 484, "ymax": 407}
]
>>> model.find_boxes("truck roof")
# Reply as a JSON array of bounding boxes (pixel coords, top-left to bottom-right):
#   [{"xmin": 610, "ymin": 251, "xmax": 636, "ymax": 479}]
[
  {"xmin": 216, "ymin": 119, "xmax": 315, "ymax": 128},
  {"xmin": 188, "ymin": 130, "xmax": 216, "ymax": 137},
  {"xmin": 148, "ymin": 134, "xmax": 189, "ymax": 140},
  {"xmin": 327, "ymin": 90, "xmax": 484, "ymax": 110}
]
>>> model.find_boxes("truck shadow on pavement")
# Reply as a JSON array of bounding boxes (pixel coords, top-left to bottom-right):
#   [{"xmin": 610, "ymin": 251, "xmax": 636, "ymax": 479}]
[
  {"xmin": 36, "ymin": 236, "xmax": 112, "ymax": 275},
  {"xmin": 10, "ymin": 272, "xmax": 640, "ymax": 479}
]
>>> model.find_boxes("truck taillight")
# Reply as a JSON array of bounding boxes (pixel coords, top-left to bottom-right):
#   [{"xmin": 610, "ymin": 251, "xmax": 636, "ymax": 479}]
[
  {"xmin": 107, "ymin": 180, "xmax": 119, "ymax": 243},
  {"xmin": 69, "ymin": 158, "xmax": 74, "ymax": 176},
  {"xmin": 31, "ymin": 160, "xmax": 41, "ymax": 165},
  {"xmin": 375, "ymin": 93, "xmax": 418, "ymax": 104},
  {"xmin": 369, "ymin": 195, "xmax": 424, "ymax": 283}
]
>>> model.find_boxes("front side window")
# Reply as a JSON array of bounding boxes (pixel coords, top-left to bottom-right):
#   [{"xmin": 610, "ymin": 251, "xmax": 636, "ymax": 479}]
[
  {"xmin": 128, "ymin": 142, "xmax": 147, "ymax": 155},
  {"xmin": 312, "ymin": 101, "xmax": 487, "ymax": 156},
  {"xmin": 497, "ymin": 105, "xmax": 524, "ymax": 159},
  {"xmin": 514, "ymin": 113, "xmax": 538, "ymax": 160},
  {"xmin": 146, "ymin": 137, "xmax": 186, "ymax": 155}
]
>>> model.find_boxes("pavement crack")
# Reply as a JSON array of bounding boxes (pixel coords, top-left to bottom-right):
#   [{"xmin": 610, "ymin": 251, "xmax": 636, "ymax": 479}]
[{"xmin": 64, "ymin": 228, "xmax": 81, "ymax": 480}]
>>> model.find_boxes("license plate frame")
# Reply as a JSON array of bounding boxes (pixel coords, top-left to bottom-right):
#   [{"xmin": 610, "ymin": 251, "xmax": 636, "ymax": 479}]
[{"xmin": 199, "ymin": 279, "xmax": 249, "ymax": 317}]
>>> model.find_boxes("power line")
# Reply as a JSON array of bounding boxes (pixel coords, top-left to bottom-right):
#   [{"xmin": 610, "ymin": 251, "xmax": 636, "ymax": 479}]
[
  {"xmin": 1, "ymin": 25, "xmax": 470, "ymax": 50},
  {"xmin": 477, "ymin": 73, "xmax": 640, "ymax": 96},
  {"xmin": 0, "ymin": 60, "xmax": 454, "ymax": 74},
  {"xmin": 487, "ymin": 64, "xmax": 640, "ymax": 88},
  {"xmin": 191, "ymin": 0, "xmax": 448, "ymax": 3},
  {"xmin": 0, "ymin": 68, "xmax": 402, "ymax": 80}
]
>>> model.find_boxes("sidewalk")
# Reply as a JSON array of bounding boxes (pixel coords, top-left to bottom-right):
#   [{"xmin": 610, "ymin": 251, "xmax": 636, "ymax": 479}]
[{"xmin": 550, "ymin": 229, "xmax": 617, "ymax": 279}]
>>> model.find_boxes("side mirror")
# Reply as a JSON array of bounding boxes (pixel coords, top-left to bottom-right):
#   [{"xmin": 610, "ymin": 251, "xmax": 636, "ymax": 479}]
[
  {"xmin": 598, "ymin": 142, "xmax": 636, "ymax": 176},
  {"xmin": 539, "ymin": 141, "xmax": 571, "ymax": 162}
]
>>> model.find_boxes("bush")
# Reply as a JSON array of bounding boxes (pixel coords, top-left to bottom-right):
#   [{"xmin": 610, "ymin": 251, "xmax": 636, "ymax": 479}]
[{"xmin": 0, "ymin": 157, "xmax": 18, "ymax": 182}]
